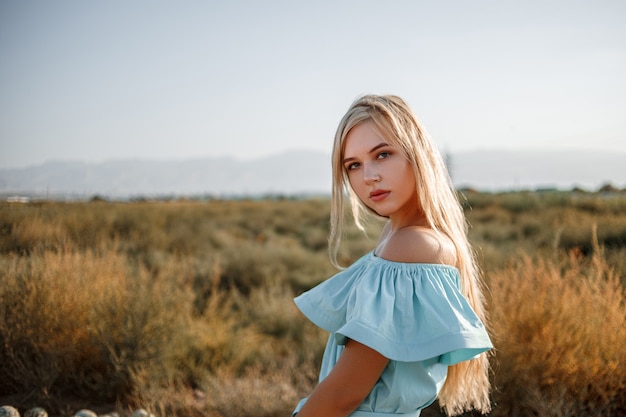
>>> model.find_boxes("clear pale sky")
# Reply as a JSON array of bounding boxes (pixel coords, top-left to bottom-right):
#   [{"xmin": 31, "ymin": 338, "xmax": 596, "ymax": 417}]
[{"xmin": 1, "ymin": 0, "xmax": 625, "ymax": 169}]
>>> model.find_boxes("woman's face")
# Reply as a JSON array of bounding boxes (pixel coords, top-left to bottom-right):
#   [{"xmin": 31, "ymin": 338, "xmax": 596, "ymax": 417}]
[{"xmin": 343, "ymin": 121, "xmax": 419, "ymax": 221}]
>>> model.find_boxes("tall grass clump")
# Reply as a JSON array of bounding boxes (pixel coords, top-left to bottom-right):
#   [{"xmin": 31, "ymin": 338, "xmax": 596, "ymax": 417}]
[
  {"xmin": 488, "ymin": 242, "xmax": 626, "ymax": 416},
  {"xmin": 0, "ymin": 241, "xmax": 197, "ymax": 409}
]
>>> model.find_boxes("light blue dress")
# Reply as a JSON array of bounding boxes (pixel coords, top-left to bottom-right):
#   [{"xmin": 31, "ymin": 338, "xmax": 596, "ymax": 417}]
[{"xmin": 292, "ymin": 251, "xmax": 492, "ymax": 417}]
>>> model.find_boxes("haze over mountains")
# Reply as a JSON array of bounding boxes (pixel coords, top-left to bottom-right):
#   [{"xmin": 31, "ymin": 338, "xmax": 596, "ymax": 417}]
[{"xmin": 1, "ymin": 149, "xmax": 624, "ymax": 199}]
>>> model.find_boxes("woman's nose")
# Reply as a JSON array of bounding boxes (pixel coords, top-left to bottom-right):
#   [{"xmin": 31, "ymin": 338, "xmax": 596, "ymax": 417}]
[{"xmin": 363, "ymin": 163, "xmax": 381, "ymax": 183}]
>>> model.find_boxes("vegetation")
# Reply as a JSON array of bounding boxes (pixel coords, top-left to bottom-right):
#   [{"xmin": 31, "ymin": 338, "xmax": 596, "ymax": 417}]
[{"xmin": 0, "ymin": 191, "xmax": 625, "ymax": 416}]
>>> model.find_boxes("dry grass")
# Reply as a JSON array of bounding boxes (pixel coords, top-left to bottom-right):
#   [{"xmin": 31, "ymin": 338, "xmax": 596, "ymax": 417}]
[
  {"xmin": 0, "ymin": 192, "xmax": 625, "ymax": 416},
  {"xmin": 487, "ymin": 241, "xmax": 626, "ymax": 416},
  {"xmin": 0, "ymin": 241, "xmax": 193, "ymax": 401}
]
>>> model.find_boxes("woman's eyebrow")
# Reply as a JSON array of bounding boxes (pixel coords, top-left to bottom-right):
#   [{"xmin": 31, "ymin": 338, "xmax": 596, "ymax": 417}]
[{"xmin": 343, "ymin": 142, "xmax": 389, "ymax": 164}]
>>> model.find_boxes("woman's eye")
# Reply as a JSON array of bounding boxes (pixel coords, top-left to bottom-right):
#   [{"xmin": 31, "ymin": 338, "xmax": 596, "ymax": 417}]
[
  {"xmin": 346, "ymin": 162, "xmax": 360, "ymax": 171},
  {"xmin": 377, "ymin": 151, "xmax": 391, "ymax": 160}
]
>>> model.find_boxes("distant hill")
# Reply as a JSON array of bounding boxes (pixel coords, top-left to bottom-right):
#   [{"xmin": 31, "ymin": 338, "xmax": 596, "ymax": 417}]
[
  {"xmin": 0, "ymin": 149, "xmax": 624, "ymax": 199},
  {"xmin": 450, "ymin": 149, "xmax": 625, "ymax": 192},
  {"xmin": 0, "ymin": 150, "xmax": 333, "ymax": 199}
]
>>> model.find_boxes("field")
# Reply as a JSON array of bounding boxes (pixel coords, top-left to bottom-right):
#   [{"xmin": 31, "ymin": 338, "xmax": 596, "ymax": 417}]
[{"xmin": 1, "ymin": 191, "xmax": 625, "ymax": 417}]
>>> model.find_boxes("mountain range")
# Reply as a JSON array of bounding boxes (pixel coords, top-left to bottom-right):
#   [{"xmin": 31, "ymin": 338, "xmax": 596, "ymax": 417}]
[{"xmin": 1, "ymin": 149, "xmax": 624, "ymax": 200}]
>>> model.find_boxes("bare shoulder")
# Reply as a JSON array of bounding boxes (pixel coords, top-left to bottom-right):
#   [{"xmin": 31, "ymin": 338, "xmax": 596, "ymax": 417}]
[{"xmin": 377, "ymin": 227, "xmax": 457, "ymax": 265}]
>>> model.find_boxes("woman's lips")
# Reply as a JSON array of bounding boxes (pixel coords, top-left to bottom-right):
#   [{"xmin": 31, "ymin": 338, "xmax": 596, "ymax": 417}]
[{"xmin": 369, "ymin": 190, "xmax": 390, "ymax": 202}]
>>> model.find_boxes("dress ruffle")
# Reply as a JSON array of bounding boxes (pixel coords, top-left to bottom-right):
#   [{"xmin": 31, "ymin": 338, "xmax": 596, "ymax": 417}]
[{"xmin": 294, "ymin": 252, "xmax": 492, "ymax": 364}]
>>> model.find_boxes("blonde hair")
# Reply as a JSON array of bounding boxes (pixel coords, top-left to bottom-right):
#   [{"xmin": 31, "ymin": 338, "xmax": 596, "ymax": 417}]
[{"xmin": 329, "ymin": 95, "xmax": 491, "ymax": 415}]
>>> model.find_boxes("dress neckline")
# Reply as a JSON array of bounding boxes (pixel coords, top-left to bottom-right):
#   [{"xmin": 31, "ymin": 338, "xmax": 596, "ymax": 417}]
[{"xmin": 368, "ymin": 251, "xmax": 459, "ymax": 270}]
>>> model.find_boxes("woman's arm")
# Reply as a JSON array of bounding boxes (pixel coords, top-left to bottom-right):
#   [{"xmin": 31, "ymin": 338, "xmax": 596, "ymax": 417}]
[{"xmin": 296, "ymin": 339, "xmax": 389, "ymax": 417}]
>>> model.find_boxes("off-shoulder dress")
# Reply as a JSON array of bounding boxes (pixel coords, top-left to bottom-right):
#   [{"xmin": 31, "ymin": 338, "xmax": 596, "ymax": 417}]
[{"xmin": 292, "ymin": 251, "xmax": 492, "ymax": 417}]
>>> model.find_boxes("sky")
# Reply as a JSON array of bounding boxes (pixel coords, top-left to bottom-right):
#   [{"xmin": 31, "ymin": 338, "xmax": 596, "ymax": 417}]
[{"xmin": 1, "ymin": 0, "xmax": 625, "ymax": 169}]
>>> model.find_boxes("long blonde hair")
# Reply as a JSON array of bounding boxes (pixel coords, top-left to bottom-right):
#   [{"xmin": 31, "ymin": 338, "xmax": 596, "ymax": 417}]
[{"xmin": 329, "ymin": 95, "xmax": 491, "ymax": 415}]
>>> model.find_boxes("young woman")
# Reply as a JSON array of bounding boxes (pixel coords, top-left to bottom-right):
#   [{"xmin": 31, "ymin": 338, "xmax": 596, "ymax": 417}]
[{"xmin": 292, "ymin": 95, "xmax": 492, "ymax": 417}]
